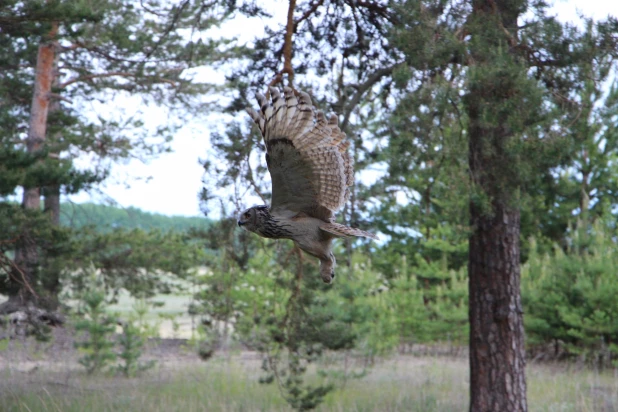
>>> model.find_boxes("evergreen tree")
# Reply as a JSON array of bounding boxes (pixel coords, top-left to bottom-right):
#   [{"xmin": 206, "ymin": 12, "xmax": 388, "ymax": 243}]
[
  {"xmin": 0, "ymin": 0, "xmax": 235, "ymax": 312},
  {"xmin": 522, "ymin": 220, "xmax": 618, "ymax": 367},
  {"xmin": 190, "ymin": 1, "xmax": 618, "ymax": 409},
  {"xmin": 388, "ymin": 1, "xmax": 618, "ymax": 409},
  {"xmin": 463, "ymin": 2, "xmax": 531, "ymax": 408},
  {"xmin": 520, "ymin": 22, "xmax": 618, "ymax": 251}
]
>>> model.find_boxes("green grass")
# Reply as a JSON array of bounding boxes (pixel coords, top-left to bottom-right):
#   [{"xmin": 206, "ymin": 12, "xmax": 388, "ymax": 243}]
[{"xmin": 1, "ymin": 355, "xmax": 617, "ymax": 411}]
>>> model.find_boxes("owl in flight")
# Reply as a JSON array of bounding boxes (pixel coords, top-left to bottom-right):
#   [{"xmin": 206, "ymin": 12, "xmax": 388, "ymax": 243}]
[{"xmin": 238, "ymin": 86, "xmax": 378, "ymax": 283}]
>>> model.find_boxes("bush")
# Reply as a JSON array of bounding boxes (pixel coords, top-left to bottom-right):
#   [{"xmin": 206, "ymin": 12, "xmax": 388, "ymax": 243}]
[
  {"xmin": 522, "ymin": 220, "xmax": 618, "ymax": 367},
  {"xmin": 116, "ymin": 320, "xmax": 156, "ymax": 377},
  {"xmin": 74, "ymin": 288, "xmax": 116, "ymax": 374}
]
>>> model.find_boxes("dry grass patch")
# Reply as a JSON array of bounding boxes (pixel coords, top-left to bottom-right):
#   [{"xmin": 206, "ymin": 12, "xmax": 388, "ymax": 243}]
[{"xmin": 1, "ymin": 351, "xmax": 617, "ymax": 411}]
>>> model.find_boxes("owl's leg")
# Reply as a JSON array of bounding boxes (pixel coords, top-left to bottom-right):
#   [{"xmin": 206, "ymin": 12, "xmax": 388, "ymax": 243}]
[{"xmin": 320, "ymin": 252, "xmax": 336, "ymax": 284}]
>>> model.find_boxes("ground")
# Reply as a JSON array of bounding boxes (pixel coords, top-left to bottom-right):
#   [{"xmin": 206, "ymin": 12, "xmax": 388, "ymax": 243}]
[{"xmin": 1, "ymin": 326, "xmax": 617, "ymax": 411}]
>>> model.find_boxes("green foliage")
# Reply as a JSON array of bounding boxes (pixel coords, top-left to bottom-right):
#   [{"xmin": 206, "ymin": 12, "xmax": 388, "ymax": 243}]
[
  {"xmin": 191, "ymin": 226, "xmax": 471, "ymax": 409},
  {"xmin": 386, "ymin": 255, "xmax": 468, "ymax": 348},
  {"xmin": 60, "ymin": 203, "xmax": 212, "ymax": 233},
  {"xmin": 516, "ymin": 22, "xmax": 618, "ymax": 253},
  {"xmin": 129, "ymin": 298, "xmax": 162, "ymax": 339},
  {"xmin": 74, "ymin": 279, "xmax": 117, "ymax": 374},
  {"xmin": 0, "ymin": 202, "xmax": 73, "ymax": 304},
  {"xmin": 192, "ymin": 233, "xmax": 371, "ymax": 410},
  {"xmin": 0, "ymin": 0, "xmax": 236, "ymax": 306},
  {"xmin": 522, "ymin": 219, "xmax": 618, "ymax": 367},
  {"xmin": 116, "ymin": 320, "xmax": 156, "ymax": 377},
  {"xmin": 62, "ymin": 226, "xmax": 206, "ymax": 300},
  {"xmin": 0, "ymin": 202, "xmax": 207, "ymax": 311},
  {"xmin": 73, "ymin": 272, "xmax": 159, "ymax": 376}
]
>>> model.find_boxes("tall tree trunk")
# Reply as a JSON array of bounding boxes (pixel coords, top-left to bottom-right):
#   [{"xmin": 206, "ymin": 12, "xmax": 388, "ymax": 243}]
[
  {"xmin": 466, "ymin": 1, "xmax": 527, "ymax": 411},
  {"xmin": 467, "ymin": 160, "xmax": 527, "ymax": 411},
  {"xmin": 11, "ymin": 23, "xmax": 58, "ymax": 308},
  {"xmin": 43, "ymin": 185, "xmax": 60, "ymax": 225},
  {"xmin": 41, "ymin": 54, "xmax": 63, "ymax": 307},
  {"xmin": 42, "ymin": 184, "xmax": 61, "ymax": 307},
  {"xmin": 23, "ymin": 25, "xmax": 57, "ymax": 208},
  {"xmin": 44, "ymin": 51, "xmax": 61, "ymax": 227}
]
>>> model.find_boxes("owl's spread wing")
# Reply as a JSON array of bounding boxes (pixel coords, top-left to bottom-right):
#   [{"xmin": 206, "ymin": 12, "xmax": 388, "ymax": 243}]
[{"xmin": 247, "ymin": 87, "xmax": 353, "ymax": 221}]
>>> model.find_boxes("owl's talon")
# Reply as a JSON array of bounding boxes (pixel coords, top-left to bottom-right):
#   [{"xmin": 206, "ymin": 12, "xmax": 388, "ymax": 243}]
[{"xmin": 321, "ymin": 269, "xmax": 335, "ymax": 284}]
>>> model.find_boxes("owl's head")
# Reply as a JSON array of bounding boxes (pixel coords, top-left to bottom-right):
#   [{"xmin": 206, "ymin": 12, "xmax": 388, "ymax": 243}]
[{"xmin": 237, "ymin": 205, "xmax": 269, "ymax": 233}]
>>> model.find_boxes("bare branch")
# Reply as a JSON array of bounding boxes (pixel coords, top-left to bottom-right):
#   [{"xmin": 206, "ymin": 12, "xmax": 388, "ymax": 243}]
[
  {"xmin": 266, "ymin": 0, "xmax": 301, "ymax": 96},
  {"xmin": 0, "ymin": 254, "xmax": 38, "ymax": 298},
  {"xmin": 47, "ymin": 93, "xmax": 72, "ymax": 104},
  {"xmin": 282, "ymin": 0, "xmax": 297, "ymax": 87},
  {"xmin": 340, "ymin": 64, "xmax": 399, "ymax": 131},
  {"xmin": 294, "ymin": 0, "xmax": 325, "ymax": 28},
  {"xmin": 58, "ymin": 72, "xmax": 135, "ymax": 89}
]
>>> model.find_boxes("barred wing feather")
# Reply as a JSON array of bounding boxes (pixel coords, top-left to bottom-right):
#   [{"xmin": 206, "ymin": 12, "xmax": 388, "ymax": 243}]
[{"xmin": 247, "ymin": 87, "xmax": 354, "ymax": 221}]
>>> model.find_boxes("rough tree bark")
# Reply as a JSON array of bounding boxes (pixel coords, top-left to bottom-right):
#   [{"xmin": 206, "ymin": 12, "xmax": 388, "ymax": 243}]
[
  {"xmin": 10, "ymin": 22, "xmax": 58, "ymax": 310},
  {"xmin": 466, "ymin": 0, "xmax": 528, "ymax": 411},
  {"xmin": 41, "ymin": 54, "xmax": 63, "ymax": 306},
  {"xmin": 467, "ymin": 164, "xmax": 527, "ymax": 412},
  {"xmin": 43, "ymin": 59, "xmax": 61, "ymax": 227}
]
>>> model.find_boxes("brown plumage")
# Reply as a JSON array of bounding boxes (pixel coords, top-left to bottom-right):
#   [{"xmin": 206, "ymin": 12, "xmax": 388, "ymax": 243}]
[{"xmin": 238, "ymin": 87, "xmax": 378, "ymax": 283}]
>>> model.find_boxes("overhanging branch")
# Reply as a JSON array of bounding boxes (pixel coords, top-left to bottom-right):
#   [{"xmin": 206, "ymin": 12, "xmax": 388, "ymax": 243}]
[{"xmin": 340, "ymin": 64, "xmax": 399, "ymax": 131}]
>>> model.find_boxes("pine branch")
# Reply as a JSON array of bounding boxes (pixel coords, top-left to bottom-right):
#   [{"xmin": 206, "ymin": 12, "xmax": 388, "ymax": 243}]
[
  {"xmin": 340, "ymin": 64, "xmax": 399, "ymax": 130},
  {"xmin": 294, "ymin": 0, "xmax": 325, "ymax": 28}
]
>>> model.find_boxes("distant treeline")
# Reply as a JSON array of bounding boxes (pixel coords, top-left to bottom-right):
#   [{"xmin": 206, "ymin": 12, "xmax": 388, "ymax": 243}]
[{"xmin": 60, "ymin": 203, "xmax": 211, "ymax": 233}]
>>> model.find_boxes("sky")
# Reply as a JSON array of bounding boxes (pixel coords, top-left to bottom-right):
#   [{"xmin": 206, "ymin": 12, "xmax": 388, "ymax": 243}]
[{"xmin": 68, "ymin": 0, "xmax": 617, "ymax": 217}]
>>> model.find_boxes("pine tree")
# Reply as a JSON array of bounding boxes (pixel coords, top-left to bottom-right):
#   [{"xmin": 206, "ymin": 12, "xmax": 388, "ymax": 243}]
[
  {"xmin": 519, "ymin": 22, "xmax": 618, "ymax": 251},
  {"xmin": 522, "ymin": 218, "xmax": 618, "ymax": 367},
  {"xmin": 463, "ymin": 2, "xmax": 531, "ymax": 408},
  {"xmin": 0, "ymin": 0, "xmax": 100, "ymax": 313},
  {"xmin": 0, "ymin": 0, "xmax": 235, "ymax": 313},
  {"xmin": 387, "ymin": 1, "xmax": 618, "ymax": 410},
  {"xmin": 196, "ymin": 1, "xmax": 618, "ymax": 409}
]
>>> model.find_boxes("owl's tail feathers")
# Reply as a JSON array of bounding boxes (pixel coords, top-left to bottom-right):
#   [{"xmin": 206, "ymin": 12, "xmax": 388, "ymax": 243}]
[{"xmin": 320, "ymin": 223, "xmax": 379, "ymax": 240}]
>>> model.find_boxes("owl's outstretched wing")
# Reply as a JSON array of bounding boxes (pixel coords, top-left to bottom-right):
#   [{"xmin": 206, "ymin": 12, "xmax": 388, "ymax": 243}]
[{"xmin": 247, "ymin": 87, "xmax": 353, "ymax": 222}]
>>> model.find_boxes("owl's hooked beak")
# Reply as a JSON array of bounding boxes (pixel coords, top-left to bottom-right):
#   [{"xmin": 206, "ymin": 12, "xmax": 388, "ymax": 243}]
[{"xmin": 237, "ymin": 220, "xmax": 245, "ymax": 227}]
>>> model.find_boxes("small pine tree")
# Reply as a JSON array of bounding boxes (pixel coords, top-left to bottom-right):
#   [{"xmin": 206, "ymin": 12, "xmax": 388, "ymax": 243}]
[
  {"xmin": 116, "ymin": 320, "xmax": 155, "ymax": 377},
  {"xmin": 522, "ymin": 219, "xmax": 618, "ymax": 367},
  {"xmin": 74, "ymin": 289, "xmax": 116, "ymax": 374}
]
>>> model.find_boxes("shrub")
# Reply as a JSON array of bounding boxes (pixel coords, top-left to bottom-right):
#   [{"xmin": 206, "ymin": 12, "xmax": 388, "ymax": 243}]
[
  {"xmin": 522, "ymin": 221, "xmax": 618, "ymax": 367},
  {"xmin": 74, "ymin": 288, "xmax": 116, "ymax": 374},
  {"xmin": 116, "ymin": 320, "xmax": 155, "ymax": 377}
]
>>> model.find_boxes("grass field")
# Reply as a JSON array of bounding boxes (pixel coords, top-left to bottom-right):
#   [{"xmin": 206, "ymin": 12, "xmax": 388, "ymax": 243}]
[
  {"xmin": 105, "ymin": 288, "xmax": 197, "ymax": 339},
  {"xmin": 1, "ymin": 349, "xmax": 617, "ymax": 412},
  {"xmin": 2, "ymin": 291, "xmax": 617, "ymax": 411}
]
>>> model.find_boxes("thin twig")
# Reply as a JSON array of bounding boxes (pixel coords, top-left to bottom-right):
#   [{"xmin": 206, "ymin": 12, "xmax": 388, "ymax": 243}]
[
  {"xmin": 0, "ymin": 254, "xmax": 38, "ymax": 298},
  {"xmin": 58, "ymin": 72, "xmax": 134, "ymax": 89},
  {"xmin": 295, "ymin": 0, "xmax": 324, "ymax": 28},
  {"xmin": 340, "ymin": 65, "xmax": 399, "ymax": 131},
  {"xmin": 282, "ymin": 0, "xmax": 297, "ymax": 87}
]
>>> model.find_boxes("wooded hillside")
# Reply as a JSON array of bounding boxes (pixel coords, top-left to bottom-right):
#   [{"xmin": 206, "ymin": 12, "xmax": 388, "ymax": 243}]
[{"xmin": 59, "ymin": 203, "xmax": 211, "ymax": 233}]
